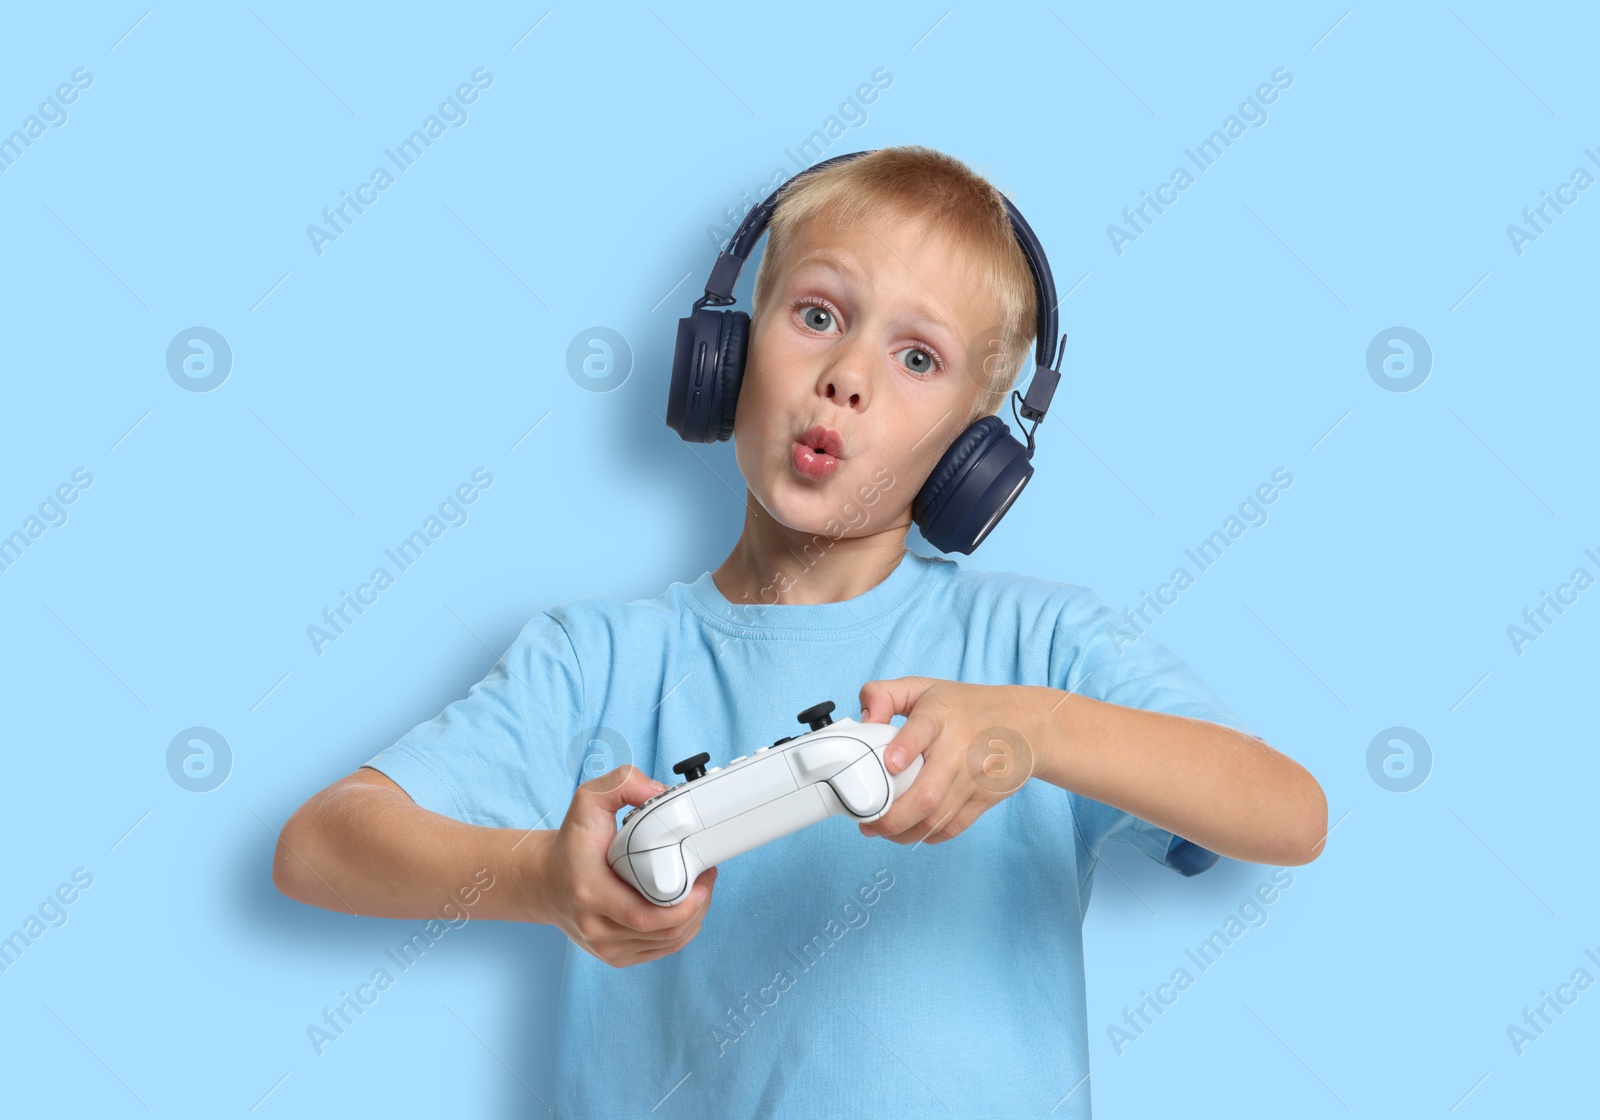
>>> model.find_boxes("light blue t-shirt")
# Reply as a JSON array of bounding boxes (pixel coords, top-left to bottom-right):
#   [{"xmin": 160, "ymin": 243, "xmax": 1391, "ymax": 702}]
[{"xmin": 364, "ymin": 547, "xmax": 1254, "ymax": 1119}]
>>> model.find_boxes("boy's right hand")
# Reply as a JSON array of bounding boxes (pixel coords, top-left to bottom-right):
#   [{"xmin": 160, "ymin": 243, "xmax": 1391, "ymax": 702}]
[{"xmin": 533, "ymin": 764, "xmax": 717, "ymax": 969}]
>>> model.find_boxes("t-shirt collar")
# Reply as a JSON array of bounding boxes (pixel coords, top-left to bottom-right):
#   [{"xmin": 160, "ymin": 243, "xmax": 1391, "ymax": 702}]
[{"xmin": 683, "ymin": 546, "xmax": 938, "ymax": 640}]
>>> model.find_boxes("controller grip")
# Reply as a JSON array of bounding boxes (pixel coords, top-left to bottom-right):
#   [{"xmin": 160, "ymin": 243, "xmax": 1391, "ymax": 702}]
[{"xmin": 887, "ymin": 751, "xmax": 923, "ymax": 804}]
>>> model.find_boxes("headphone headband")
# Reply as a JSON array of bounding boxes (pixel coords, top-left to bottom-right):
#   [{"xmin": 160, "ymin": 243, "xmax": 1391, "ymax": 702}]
[{"xmin": 695, "ymin": 149, "xmax": 1062, "ymax": 423}]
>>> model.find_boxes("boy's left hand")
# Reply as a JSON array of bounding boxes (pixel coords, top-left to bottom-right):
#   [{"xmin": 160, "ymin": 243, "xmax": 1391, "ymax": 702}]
[{"xmin": 856, "ymin": 676, "xmax": 1040, "ymax": 845}]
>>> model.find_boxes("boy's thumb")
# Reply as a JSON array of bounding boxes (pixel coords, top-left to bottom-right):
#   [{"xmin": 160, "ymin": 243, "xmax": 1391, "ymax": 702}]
[
  {"xmin": 576, "ymin": 764, "xmax": 667, "ymax": 824},
  {"xmin": 859, "ymin": 676, "xmax": 922, "ymax": 724}
]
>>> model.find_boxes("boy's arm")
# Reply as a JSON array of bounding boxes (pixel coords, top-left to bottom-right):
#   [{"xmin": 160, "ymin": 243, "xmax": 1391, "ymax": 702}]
[
  {"xmin": 1028, "ymin": 687, "xmax": 1327, "ymax": 866},
  {"xmin": 858, "ymin": 679, "xmax": 1327, "ymax": 867},
  {"xmin": 272, "ymin": 764, "xmax": 719, "ymax": 967},
  {"xmin": 271, "ymin": 766, "xmax": 548, "ymax": 922}
]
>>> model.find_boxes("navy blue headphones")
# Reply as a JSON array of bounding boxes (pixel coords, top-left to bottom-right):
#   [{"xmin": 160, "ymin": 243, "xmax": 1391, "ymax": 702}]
[{"xmin": 665, "ymin": 149, "xmax": 1066, "ymax": 555}]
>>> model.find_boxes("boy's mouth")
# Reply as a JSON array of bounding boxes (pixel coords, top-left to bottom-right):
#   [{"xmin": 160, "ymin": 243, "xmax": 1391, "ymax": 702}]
[{"xmin": 792, "ymin": 424, "xmax": 844, "ymax": 480}]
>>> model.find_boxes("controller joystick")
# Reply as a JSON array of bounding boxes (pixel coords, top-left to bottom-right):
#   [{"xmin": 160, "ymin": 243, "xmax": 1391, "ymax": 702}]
[
  {"xmin": 609, "ymin": 699, "xmax": 924, "ymax": 906},
  {"xmin": 797, "ymin": 701, "xmax": 835, "ymax": 731},
  {"xmin": 672, "ymin": 752, "xmax": 711, "ymax": 782}
]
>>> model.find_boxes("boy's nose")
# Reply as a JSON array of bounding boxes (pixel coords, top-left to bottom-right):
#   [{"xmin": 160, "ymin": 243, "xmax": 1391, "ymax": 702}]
[
  {"xmin": 824, "ymin": 381, "xmax": 862, "ymax": 410},
  {"xmin": 816, "ymin": 340, "xmax": 872, "ymax": 411}
]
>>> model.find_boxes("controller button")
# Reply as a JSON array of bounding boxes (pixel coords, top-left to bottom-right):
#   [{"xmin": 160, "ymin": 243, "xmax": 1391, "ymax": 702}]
[
  {"xmin": 771, "ymin": 735, "xmax": 795, "ymax": 747},
  {"xmin": 729, "ymin": 755, "xmax": 747, "ymax": 765}
]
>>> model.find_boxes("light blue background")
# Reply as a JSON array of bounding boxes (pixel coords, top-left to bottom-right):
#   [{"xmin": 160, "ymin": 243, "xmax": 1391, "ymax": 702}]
[{"xmin": 1, "ymin": 3, "xmax": 1594, "ymax": 1116}]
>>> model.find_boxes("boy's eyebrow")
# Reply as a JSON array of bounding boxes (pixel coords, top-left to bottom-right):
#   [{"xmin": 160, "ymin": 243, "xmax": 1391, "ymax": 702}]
[
  {"xmin": 788, "ymin": 250, "xmax": 965, "ymax": 348},
  {"xmin": 791, "ymin": 249, "xmax": 867, "ymax": 283}
]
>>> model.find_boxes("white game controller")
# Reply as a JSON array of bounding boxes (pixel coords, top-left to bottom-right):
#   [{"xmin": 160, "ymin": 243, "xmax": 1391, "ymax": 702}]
[{"xmin": 608, "ymin": 701, "xmax": 923, "ymax": 906}]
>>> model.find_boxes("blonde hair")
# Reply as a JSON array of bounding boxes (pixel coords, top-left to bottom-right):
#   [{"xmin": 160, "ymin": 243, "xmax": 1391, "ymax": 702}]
[{"xmin": 748, "ymin": 146, "xmax": 1038, "ymax": 422}]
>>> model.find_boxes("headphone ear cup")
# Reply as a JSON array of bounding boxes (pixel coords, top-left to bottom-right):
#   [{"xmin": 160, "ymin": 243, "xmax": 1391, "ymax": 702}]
[
  {"xmin": 667, "ymin": 307, "xmax": 743, "ymax": 443},
  {"xmin": 913, "ymin": 416, "xmax": 1035, "ymax": 554},
  {"xmin": 711, "ymin": 310, "xmax": 748, "ymax": 443}
]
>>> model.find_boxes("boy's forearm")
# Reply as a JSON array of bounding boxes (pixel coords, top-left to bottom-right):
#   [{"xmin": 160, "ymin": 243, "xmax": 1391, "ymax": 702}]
[
  {"xmin": 273, "ymin": 774, "xmax": 556, "ymax": 923},
  {"xmin": 1021, "ymin": 686, "xmax": 1327, "ymax": 866}
]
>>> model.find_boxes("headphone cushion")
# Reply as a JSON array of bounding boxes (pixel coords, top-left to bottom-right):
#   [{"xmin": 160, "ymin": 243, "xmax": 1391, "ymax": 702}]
[
  {"xmin": 914, "ymin": 415, "xmax": 1006, "ymax": 528},
  {"xmin": 712, "ymin": 311, "xmax": 748, "ymax": 443}
]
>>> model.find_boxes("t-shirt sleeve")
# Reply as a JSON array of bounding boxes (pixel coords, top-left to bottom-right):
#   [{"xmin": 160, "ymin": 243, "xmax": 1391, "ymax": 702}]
[
  {"xmin": 1048, "ymin": 587, "xmax": 1259, "ymax": 878},
  {"xmin": 362, "ymin": 609, "xmax": 586, "ymax": 832}
]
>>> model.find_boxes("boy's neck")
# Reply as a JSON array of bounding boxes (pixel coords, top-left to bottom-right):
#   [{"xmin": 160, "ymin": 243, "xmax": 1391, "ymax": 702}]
[{"xmin": 711, "ymin": 492, "xmax": 912, "ymax": 607}]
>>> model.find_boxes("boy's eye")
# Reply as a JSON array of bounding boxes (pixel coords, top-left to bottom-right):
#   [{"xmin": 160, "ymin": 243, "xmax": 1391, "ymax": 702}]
[
  {"xmin": 897, "ymin": 347, "xmax": 936, "ymax": 376},
  {"xmin": 798, "ymin": 304, "xmax": 835, "ymax": 333},
  {"xmin": 790, "ymin": 297, "xmax": 943, "ymax": 377}
]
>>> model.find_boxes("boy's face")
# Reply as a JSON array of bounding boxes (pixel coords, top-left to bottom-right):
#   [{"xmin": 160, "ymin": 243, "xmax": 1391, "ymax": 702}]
[{"xmin": 735, "ymin": 211, "xmax": 1006, "ymax": 538}]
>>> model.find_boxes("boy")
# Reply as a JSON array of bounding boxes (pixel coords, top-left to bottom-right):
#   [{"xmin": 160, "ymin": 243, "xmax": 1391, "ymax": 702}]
[{"xmin": 273, "ymin": 145, "xmax": 1327, "ymax": 1118}]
